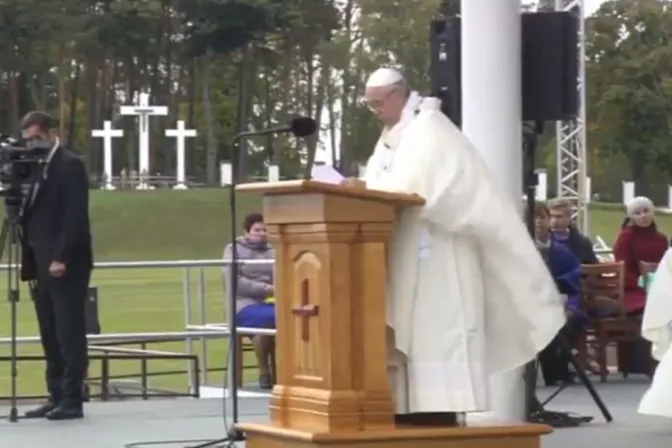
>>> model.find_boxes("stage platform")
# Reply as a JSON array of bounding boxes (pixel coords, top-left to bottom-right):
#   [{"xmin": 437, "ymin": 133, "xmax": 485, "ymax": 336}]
[{"xmin": 1, "ymin": 379, "xmax": 670, "ymax": 448}]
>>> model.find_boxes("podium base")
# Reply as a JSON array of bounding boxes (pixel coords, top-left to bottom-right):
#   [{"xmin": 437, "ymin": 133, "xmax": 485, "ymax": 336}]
[{"xmin": 237, "ymin": 421, "xmax": 551, "ymax": 448}]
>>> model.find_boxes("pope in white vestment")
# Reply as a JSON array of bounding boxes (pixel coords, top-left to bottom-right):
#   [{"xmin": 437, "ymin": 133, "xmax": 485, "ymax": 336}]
[
  {"xmin": 638, "ymin": 248, "xmax": 672, "ymax": 418},
  {"xmin": 358, "ymin": 68, "xmax": 565, "ymax": 415}
]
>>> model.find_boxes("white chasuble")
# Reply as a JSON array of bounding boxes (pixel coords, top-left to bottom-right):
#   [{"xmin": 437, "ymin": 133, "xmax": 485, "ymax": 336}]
[
  {"xmin": 372, "ymin": 101, "xmax": 565, "ymax": 414},
  {"xmin": 638, "ymin": 248, "xmax": 672, "ymax": 418},
  {"xmin": 363, "ymin": 92, "xmax": 424, "ymax": 187}
]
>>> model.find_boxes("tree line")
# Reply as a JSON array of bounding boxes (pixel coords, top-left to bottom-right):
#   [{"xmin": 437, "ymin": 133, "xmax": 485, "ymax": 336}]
[{"xmin": 0, "ymin": 0, "xmax": 670, "ymax": 201}]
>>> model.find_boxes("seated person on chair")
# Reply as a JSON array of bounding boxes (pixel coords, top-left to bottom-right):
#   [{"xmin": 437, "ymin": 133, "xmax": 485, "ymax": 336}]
[
  {"xmin": 614, "ymin": 196, "xmax": 667, "ymax": 316},
  {"xmin": 613, "ymin": 196, "xmax": 667, "ymax": 377},
  {"xmin": 547, "ymin": 198, "xmax": 599, "ymax": 264},
  {"xmin": 530, "ymin": 201, "xmax": 585, "ymax": 386},
  {"xmin": 223, "ymin": 212, "xmax": 275, "ymax": 389}
]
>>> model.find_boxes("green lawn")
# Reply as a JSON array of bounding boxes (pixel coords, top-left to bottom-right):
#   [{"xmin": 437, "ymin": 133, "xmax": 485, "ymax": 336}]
[
  {"xmin": 0, "ymin": 189, "xmax": 668, "ymax": 398},
  {"xmin": 0, "ymin": 189, "xmax": 261, "ymax": 398}
]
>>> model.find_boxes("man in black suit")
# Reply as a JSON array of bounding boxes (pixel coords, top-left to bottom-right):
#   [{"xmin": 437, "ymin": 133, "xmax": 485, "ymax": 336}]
[{"xmin": 18, "ymin": 111, "xmax": 93, "ymax": 420}]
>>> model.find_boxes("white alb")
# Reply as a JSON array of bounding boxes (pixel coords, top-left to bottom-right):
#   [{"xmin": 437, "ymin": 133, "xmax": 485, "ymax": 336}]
[{"xmin": 367, "ymin": 99, "xmax": 565, "ymax": 413}]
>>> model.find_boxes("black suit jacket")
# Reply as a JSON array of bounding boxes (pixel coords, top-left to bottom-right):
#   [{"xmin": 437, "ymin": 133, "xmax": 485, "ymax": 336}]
[{"xmin": 20, "ymin": 146, "xmax": 93, "ymax": 281}]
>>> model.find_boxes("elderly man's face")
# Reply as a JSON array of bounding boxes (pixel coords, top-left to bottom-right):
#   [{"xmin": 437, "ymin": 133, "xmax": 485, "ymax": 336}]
[{"xmin": 364, "ymin": 85, "xmax": 405, "ymax": 126}]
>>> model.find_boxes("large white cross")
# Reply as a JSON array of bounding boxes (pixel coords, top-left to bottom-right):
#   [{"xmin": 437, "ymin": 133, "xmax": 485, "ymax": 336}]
[
  {"xmin": 165, "ymin": 120, "xmax": 197, "ymax": 189},
  {"xmin": 120, "ymin": 92, "xmax": 168, "ymax": 189},
  {"xmin": 92, "ymin": 121, "xmax": 124, "ymax": 190}
]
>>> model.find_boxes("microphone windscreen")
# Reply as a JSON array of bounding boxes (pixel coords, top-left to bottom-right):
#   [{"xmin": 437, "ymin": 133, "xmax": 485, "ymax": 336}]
[{"xmin": 290, "ymin": 117, "xmax": 317, "ymax": 137}]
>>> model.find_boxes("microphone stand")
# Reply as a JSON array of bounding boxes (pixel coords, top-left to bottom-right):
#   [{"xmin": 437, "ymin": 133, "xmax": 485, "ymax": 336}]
[
  {"xmin": 225, "ymin": 135, "xmax": 245, "ymax": 443},
  {"xmin": 522, "ymin": 121, "xmax": 612, "ymax": 427},
  {"xmin": 188, "ymin": 121, "xmax": 316, "ymax": 448},
  {"xmin": 189, "ymin": 136, "xmax": 245, "ymax": 448}
]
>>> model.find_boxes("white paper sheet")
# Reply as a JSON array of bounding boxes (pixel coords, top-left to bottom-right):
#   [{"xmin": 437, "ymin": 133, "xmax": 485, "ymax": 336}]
[{"xmin": 311, "ymin": 164, "xmax": 344, "ymax": 184}]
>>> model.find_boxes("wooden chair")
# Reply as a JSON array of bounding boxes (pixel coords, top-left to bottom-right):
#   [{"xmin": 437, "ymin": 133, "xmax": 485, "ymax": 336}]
[
  {"xmin": 235, "ymin": 334, "xmax": 276, "ymax": 388},
  {"xmin": 577, "ymin": 262, "xmax": 642, "ymax": 382}
]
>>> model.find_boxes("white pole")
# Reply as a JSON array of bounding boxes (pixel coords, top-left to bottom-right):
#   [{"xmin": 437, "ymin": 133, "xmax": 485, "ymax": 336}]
[
  {"xmin": 267, "ymin": 165, "xmax": 280, "ymax": 182},
  {"xmin": 220, "ymin": 162, "xmax": 232, "ymax": 186},
  {"xmin": 461, "ymin": 0, "xmax": 525, "ymax": 422},
  {"xmin": 622, "ymin": 181, "xmax": 635, "ymax": 205},
  {"xmin": 535, "ymin": 169, "xmax": 548, "ymax": 200}
]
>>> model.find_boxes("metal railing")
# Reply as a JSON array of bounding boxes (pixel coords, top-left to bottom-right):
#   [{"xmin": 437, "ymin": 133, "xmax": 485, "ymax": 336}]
[
  {"xmin": 0, "ymin": 240, "xmax": 617, "ymax": 400},
  {"xmin": 0, "ymin": 259, "xmax": 276, "ymax": 400}
]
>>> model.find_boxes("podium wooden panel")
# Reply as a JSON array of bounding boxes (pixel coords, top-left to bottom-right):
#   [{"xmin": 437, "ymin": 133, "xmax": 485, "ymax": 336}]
[{"xmin": 235, "ymin": 180, "xmax": 551, "ymax": 448}]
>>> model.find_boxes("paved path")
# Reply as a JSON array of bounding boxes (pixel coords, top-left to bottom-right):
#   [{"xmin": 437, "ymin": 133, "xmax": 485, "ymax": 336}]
[{"xmin": 0, "ymin": 378, "xmax": 669, "ymax": 448}]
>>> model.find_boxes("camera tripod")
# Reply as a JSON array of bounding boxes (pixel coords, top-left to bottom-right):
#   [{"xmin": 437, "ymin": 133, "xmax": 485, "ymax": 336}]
[
  {"xmin": 522, "ymin": 122, "xmax": 612, "ymax": 427},
  {"xmin": 0, "ymin": 213, "xmax": 26, "ymax": 423}
]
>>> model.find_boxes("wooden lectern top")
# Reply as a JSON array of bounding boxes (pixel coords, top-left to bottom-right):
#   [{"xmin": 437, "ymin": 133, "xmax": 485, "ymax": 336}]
[{"xmin": 236, "ymin": 179, "xmax": 425, "ymax": 207}]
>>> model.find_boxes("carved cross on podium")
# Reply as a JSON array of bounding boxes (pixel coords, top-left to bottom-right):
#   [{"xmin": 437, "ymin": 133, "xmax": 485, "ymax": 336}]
[{"xmin": 292, "ymin": 279, "xmax": 319, "ymax": 342}]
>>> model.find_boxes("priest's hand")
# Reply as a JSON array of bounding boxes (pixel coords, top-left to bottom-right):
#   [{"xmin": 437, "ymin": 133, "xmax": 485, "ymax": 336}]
[{"xmin": 341, "ymin": 178, "xmax": 366, "ymax": 188}]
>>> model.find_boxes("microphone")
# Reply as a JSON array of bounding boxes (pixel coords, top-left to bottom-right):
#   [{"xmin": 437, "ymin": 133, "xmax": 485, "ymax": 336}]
[
  {"xmin": 223, "ymin": 114, "xmax": 316, "ymax": 442},
  {"xmin": 234, "ymin": 116, "xmax": 317, "ymax": 141}
]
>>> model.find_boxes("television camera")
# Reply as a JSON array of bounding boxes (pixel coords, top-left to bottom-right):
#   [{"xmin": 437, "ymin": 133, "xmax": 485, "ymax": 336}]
[
  {"xmin": 0, "ymin": 134, "xmax": 52, "ymax": 206},
  {"xmin": 0, "ymin": 134, "xmax": 53, "ymax": 424}
]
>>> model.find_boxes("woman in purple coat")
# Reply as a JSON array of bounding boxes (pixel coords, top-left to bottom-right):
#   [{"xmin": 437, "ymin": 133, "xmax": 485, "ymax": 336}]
[{"xmin": 223, "ymin": 213, "xmax": 275, "ymax": 389}]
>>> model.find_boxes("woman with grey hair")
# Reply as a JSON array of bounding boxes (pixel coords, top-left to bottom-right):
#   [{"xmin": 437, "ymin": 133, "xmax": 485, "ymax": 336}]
[
  {"xmin": 614, "ymin": 196, "xmax": 667, "ymax": 315},
  {"xmin": 613, "ymin": 196, "xmax": 667, "ymax": 377}
]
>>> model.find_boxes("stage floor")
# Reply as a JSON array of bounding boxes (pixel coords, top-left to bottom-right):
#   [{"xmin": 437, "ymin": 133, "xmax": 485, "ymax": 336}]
[{"xmin": 1, "ymin": 378, "xmax": 670, "ymax": 448}]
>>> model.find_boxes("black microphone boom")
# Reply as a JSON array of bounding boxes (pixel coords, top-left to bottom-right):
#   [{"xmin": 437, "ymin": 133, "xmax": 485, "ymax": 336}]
[{"xmin": 234, "ymin": 116, "xmax": 317, "ymax": 140}]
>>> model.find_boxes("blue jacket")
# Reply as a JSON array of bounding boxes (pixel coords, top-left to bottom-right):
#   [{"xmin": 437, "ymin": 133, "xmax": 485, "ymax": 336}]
[{"xmin": 546, "ymin": 239, "xmax": 584, "ymax": 320}]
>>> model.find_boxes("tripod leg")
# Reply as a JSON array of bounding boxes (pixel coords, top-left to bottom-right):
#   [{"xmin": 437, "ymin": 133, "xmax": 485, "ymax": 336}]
[
  {"xmin": 559, "ymin": 334, "xmax": 613, "ymax": 422},
  {"xmin": 6, "ymin": 222, "xmax": 20, "ymax": 422}
]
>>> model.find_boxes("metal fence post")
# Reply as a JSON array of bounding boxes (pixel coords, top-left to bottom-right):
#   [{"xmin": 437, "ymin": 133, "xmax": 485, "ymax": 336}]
[{"xmin": 182, "ymin": 268, "xmax": 194, "ymax": 394}]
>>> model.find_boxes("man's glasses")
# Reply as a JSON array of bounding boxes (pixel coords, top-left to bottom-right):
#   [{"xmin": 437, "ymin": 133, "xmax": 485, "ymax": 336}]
[{"xmin": 363, "ymin": 89, "xmax": 396, "ymax": 111}]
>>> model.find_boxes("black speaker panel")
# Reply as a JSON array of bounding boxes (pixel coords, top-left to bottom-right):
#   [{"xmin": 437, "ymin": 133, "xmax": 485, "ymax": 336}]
[
  {"xmin": 430, "ymin": 18, "xmax": 462, "ymax": 127},
  {"xmin": 429, "ymin": 12, "xmax": 580, "ymax": 124},
  {"xmin": 521, "ymin": 11, "xmax": 579, "ymax": 121}
]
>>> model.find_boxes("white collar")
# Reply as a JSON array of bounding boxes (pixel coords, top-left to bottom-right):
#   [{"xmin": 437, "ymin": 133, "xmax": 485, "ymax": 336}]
[
  {"xmin": 401, "ymin": 91, "xmax": 423, "ymax": 122},
  {"xmin": 41, "ymin": 137, "xmax": 60, "ymax": 180},
  {"xmin": 46, "ymin": 137, "xmax": 60, "ymax": 164}
]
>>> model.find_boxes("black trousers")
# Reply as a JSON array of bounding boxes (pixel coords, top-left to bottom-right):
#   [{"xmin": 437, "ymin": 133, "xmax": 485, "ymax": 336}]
[
  {"xmin": 539, "ymin": 314, "xmax": 583, "ymax": 385},
  {"xmin": 32, "ymin": 269, "xmax": 90, "ymax": 406},
  {"xmin": 618, "ymin": 310, "xmax": 653, "ymax": 376}
]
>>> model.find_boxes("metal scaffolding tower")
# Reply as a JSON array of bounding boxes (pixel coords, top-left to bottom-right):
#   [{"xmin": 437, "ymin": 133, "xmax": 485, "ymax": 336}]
[{"xmin": 555, "ymin": 0, "xmax": 588, "ymax": 232}]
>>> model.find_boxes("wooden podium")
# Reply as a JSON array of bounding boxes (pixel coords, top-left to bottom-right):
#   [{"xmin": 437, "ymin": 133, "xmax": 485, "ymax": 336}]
[{"xmin": 235, "ymin": 180, "xmax": 550, "ymax": 448}]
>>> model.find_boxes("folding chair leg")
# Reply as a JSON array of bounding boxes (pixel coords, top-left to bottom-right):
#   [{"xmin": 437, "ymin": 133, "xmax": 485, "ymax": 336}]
[
  {"xmin": 235, "ymin": 336, "xmax": 244, "ymax": 388},
  {"xmin": 597, "ymin": 331, "xmax": 608, "ymax": 383}
]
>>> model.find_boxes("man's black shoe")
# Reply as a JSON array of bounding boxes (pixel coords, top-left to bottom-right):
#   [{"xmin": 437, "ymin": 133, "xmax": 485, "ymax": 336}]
[
  {"xmin": 24, "ymin": 402, "xmax": 57, "ymax": 419},
  {"xmin": 46, "ymin": 405, "xmax": 83, "ymax": 421}
]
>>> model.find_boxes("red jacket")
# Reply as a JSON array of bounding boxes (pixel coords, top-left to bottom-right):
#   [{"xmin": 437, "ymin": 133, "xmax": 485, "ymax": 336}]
[{"xmin": 613, "ymin": 224, "xmax": 668, "ymax": 313}]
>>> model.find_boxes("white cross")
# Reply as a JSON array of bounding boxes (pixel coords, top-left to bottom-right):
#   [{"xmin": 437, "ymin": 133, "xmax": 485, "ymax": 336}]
[
  {"xmin": 120, "ymin": 92, "xmax": 168, "ymax": 189},
  {"xmin": 92, "ymin": 121, "xmax": 124, "ymax": 190},
  {"xmin": 165, "ymin": 120, "xmax": 197, "ymax": 189}
]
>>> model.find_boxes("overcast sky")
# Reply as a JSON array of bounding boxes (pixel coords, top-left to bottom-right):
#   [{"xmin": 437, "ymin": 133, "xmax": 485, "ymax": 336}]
[{"xmin": 585, "ymin": 0, "xmax": 605, "ymax": 16}]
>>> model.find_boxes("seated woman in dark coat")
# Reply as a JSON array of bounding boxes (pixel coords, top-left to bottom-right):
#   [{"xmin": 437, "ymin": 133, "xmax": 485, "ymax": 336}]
[{"xmin": 223, "ymin": 213, "xmax": 276, "ymax": 389}]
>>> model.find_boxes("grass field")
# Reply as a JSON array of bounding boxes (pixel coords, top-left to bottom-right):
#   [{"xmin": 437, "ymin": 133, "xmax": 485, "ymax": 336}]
[{"xmin": 0, "ymin": 188, "xmax": 670, "ymax": 398}]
